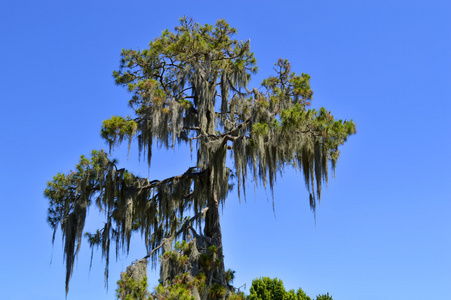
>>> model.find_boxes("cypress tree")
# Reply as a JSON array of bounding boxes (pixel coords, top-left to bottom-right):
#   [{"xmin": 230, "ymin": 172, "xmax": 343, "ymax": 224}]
[{"xmin": 45, "ymin": 17, "xmax": 356, "ymax": 299}]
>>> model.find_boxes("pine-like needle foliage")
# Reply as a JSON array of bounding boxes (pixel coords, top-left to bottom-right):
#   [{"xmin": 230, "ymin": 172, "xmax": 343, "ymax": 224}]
[{"xmin": 45, "ymin": 17, "xmax": 356, "ymax": 295}]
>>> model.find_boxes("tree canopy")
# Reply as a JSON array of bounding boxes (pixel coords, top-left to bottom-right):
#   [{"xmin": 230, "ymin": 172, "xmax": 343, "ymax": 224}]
[
  {"xmin": 248, "ymin": 277, "xmax": 332, "ymax": 300},
  {"xmin": 45, "ymin": 17, "xmax": 355, "ymax": 298}
]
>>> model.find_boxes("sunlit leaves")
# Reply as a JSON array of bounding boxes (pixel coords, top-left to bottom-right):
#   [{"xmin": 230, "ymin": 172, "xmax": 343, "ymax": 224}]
[{"xmin": 101, "ymin": 116, "xmax": 137, "ymax": 152}]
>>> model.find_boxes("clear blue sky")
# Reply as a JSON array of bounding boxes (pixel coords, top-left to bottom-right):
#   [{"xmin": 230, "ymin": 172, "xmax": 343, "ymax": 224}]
[{"xmin": 1, "ymin": 1, "xmax": 450, "ymax": 299}]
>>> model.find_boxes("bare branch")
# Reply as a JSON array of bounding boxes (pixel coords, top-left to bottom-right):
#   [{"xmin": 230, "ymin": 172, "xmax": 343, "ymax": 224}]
[{"xmin": 139, "ymin": 168, "xmax": 207, "ymax": 191}]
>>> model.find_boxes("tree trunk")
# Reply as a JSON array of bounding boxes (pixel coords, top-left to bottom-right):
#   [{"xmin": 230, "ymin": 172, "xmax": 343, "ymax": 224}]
[
  {"xmin": 204, "ymin": 188, "xmax": 226, "ymax": 286},
  {"xmin": 156, "ymin": 173, "xmax": 231, "ymax": 299}
]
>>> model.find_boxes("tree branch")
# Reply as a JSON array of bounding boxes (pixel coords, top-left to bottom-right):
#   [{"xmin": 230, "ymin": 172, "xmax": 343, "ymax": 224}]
[
  {"xmin": 222, "ymin": 117, "xmax": 251, "ymax": 137},
  {"xmin": 143, "ymin": 207, "xmax": 209, "ymax": 259},
  {"xmin": 139, "ymin": 167, "xmax": 207, "ymax": 191}
]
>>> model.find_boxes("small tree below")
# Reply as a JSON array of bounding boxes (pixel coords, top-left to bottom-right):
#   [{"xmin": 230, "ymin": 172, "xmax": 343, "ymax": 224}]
[{"xmin": 249, "ymin": 277, "xmax": 331, "ymax": 300}]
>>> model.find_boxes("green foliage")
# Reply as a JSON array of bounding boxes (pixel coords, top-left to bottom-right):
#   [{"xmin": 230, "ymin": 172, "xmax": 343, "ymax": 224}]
[
  {"xmin": 296, "ymin": 288, "xmax": 312, "ymax": 300},
  {"xmin": 208, "ymin": 245, "xmax": 218, "ymax": 254},
  {"xmin": 153, "ymin": 271, "xmax": 209, "ymax": 300},
  {"xmin": 208, "ymin": 283, "xmax": 227, "ymax": 299},
  {"xmin": 252, "ymin": 122, "xmax": 270, "ymax": 136},
  {"xmin": 248, "ymin": 277, "xmax": 328, "ymax": 300},
  {"xmin": 101, "ymin": 116, "xmax": 138, "ymax": 153},
  {"xmin": 314, "ymin": 293, "xmax": 333, "ymax": 300},
  {"xmin": 155, "ymin": 282, "xmax": 194, "ymax": 300},
  {"xmin": 262, "ymin": 59, "xmax": 313, "ymax": 109},
  {"xmin": 285, "ymin": 290, "xmax": 298, "ymax": 300},
  {"xmin": 228, "ymin": 291, "xmax": 246, "ymax": 300},
  {"xmin": 280, "ymin": 104, "xmax": 356, "ymax": 167},
  {"xmin": 116, "ymin": 274, "xmax": 150, "ymax": 300},
  {"xmin": 198, "ymin": 253, "xmax": 213, "ymax": 271},
  {"xmin": 195, "ymin": 272, "xmax": 207, "ymax": 294},
  {"xmin": 162, "ymin": 250, "xmax": 178, "ymax": 261},
  {"xmin": 224, "ymin": 269, "xmax": 236, "ymax": 285},
  {"xmin": 161, "ymin": 243, "xmax": 191, "ymax": 269},
  {"xmin": 248, "ymin": 277, "xmax": 287, "ymax": 300},
  {"xmin": 174, "ymin": 240, "xmax": 190, "ymax": 252}
]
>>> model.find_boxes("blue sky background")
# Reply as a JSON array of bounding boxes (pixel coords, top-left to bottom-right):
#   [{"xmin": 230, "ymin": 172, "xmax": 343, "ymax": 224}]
[{"xmin": 1, "ymin": 1, "xmax": 450, "ymax": 299}]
